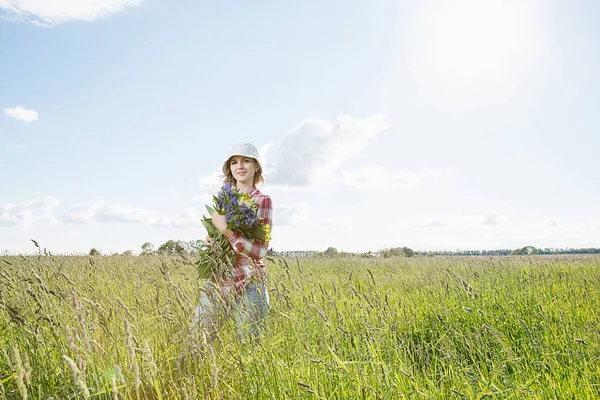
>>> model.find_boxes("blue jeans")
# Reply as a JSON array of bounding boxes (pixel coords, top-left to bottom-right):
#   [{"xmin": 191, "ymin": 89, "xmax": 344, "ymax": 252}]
[{"xmin": 191, "ymin": 281, "xmax": 270, "ymax": 345}]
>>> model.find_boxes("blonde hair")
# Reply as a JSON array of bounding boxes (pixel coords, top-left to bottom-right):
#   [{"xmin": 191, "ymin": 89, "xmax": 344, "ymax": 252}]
[{"xmin": 222, "ymin": 157, "xmax": 264, "ymax": 186}]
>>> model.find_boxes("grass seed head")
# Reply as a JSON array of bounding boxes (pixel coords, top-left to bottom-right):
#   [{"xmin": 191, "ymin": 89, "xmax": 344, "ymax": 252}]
[
  {"xmin": 61, "ymin": 355, "xmax": 90, "ymax": 399},
  {"xmin": 11, "ymin": 346, "xmax": 28, "ymax": 400}
]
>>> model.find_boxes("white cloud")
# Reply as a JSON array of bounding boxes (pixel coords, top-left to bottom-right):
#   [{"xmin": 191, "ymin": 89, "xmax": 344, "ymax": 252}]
[
  {"xmin": 0, "ymin": 0, "xmax": 141, "ymax": 26},
  {"xmin": 198, "ymin": 170, "xmax": 222, "ymax": 192},
  {"xmin": 3, "ymin": 106, "xmax": 39, "ymax": 122},
  {"xmin": 408, "ymin": 213, "xmax": 509, "ymax": 229},
  {"xmin": 169, "ymin": 190, "xmax": 183, "ymax": 196},
  {"xmin": 412, "ymin": 219, "xmax": 446, "ymax": 228},
  {"xmin": 170, "ymin": 207, "xmax": 204, "ymax": 228},
  {"xmin": 0, "ymin": 196, "xmax": 206, "ymax": 229},
  {"xmin": 197, "ymin": 114, "xmax": 390, "ymax": 191},
  {"xmin": 61, "ymin": 198, "xmax": 102, "ymax": 224},
  {"xmin": 320, "ymin": 216, "xmax": 355, "ymax": 228},
  {"xmin": 275, "ymin": 203, "xmax": 354, "ymax": 228},
  {"xmin": 275, "ymin": 203, "xmax": 311, "ymax": 227},
  {"xmin": 342, "ymin": 164, "xmax": 441, "ymax": 190},
  {"xmin": 97, "ymin": 204, "xmax": 167, "ymax": 225},
  {"xmin": 263, "ymin": 115, "xmax": 391, "ymax": 189},
  {"xmin": 62, "ymin": 198, "xmax": 170, "ymax": 226},
  {"xmin": 0, "ymin": 197, "xmax": 59, "ymax": 226},
  {"xmin": 193, "ymin": 192, "xmax": 213, "ymax": 203},
  {"xmin": 61, "ymin": 198, "xmax": 204, "ymax": 228},
  {"xmin": 482, "ymin": 213, "xmax": 504, "ymax": 226},
  {"xmin": 194, "ymin": 173, "xmax": 222, "ymax": 209}
]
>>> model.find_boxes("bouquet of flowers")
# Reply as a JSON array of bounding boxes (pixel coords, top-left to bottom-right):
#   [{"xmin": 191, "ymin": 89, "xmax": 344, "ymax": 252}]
[{"xmin": 196, "ymin": 183, "xmax": 271, "ymax": 280}]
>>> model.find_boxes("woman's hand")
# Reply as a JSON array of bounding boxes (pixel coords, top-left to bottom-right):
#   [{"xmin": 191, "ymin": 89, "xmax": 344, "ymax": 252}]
[
  {"xmin": 211, "ymin": 212, "xmax": 227, "ymax": 232},
  {"xmin": 211, "ymin": 211, "xmax": 234, "ymax": 239}
]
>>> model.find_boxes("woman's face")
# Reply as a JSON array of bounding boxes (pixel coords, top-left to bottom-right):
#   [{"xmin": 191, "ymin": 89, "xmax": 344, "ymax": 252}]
[{"xmin": 229, "ymin": 156, "xmax": 257, "ymax": 185}]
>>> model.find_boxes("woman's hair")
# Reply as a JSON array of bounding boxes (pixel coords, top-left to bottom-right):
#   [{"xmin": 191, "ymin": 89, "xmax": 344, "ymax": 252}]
[{"xmin": 222, "ymin": 157, "xmax": 264, "ymax": 186}]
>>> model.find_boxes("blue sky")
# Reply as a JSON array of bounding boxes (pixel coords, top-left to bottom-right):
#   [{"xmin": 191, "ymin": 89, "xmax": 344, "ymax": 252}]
[{"xmin": 1, "ymin": 0, "xmax": 599, "ymax": 254}]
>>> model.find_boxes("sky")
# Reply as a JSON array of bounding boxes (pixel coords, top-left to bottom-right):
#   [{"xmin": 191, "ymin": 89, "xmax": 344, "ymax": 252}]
[{"xmin": 1, "ymin": 0, "xmax": 600, "ymax": 255}]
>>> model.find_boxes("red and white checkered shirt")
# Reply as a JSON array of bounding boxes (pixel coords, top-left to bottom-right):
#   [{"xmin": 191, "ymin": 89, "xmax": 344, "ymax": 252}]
[{"xmin": 222, "ymin": 186, "xmax": 272, "ymax": 295}]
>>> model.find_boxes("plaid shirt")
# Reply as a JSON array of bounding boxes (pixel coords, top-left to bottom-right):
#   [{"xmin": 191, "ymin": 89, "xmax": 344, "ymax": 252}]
[{"xmin": 222, "ymin": 186, "xmax": 272, "ymax": 295}]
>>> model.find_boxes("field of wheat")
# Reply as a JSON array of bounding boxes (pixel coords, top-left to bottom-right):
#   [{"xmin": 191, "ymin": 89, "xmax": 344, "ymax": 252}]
[{"xmin": 1, "ymin": 254, "xmax": 599, "ymax": 399}]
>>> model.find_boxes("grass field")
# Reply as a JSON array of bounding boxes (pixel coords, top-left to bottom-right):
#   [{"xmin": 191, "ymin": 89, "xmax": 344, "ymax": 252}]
[{"xmin": 1, "ymin": 254, "xmax": 599, "ymax": 399}]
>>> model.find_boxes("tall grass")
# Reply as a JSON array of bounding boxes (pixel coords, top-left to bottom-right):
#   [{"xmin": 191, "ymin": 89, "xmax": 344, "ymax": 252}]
[{"xmin": 1, "ymin": 254, "xmax": 599, "ymax": 398}]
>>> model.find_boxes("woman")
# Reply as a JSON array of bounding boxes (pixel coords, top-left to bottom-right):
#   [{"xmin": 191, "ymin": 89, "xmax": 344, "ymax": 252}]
[{"xmin": 192, "ymin": 143, "xmax": 272, "ymax": 347}]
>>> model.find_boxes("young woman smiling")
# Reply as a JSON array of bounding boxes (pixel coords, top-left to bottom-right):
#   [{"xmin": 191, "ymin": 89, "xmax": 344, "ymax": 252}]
[{"xmin": 190, "ymin": 143, "xmax": 273, "ymax": 350}]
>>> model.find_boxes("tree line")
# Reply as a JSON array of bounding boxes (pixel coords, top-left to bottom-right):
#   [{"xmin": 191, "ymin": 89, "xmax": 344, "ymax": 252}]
[{"xmin": 88, "ymin": 242, "xmax": 600, "ymax": 257}]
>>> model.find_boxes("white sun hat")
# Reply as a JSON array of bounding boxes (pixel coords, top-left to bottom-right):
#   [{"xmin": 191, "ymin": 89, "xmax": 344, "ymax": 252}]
[{"xmin": 222, "ymin": 143, "xmax": 263, "ymax": 174}]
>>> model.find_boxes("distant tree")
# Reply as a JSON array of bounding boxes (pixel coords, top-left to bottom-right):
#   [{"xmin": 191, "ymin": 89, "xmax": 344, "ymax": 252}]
[
  {"xmin": 360, "ymin": 251, "xmax": 377, "ymax": 258},
  {"xmin": 186, "ymin": 240, "xmax": 204, "ymax": 255},
  {"xmin": 510, "ymin": 246, "xmax": 540, "ymax": 255},
  {"xmin": 379, "ymin": 247, "xmax": 415, "ymax": 258},
  {"xmin": 402, "ymin": 247, "xmax": 415, "ymax": 257},
  {"xmin": 121, "ymin": 250, "xmax": 134, "ymax": 257},
  {"xmin": 141, "ymin": 242, "xmax": 155, "ymax": 256},
  {"xmin": 158, "ymin": 240, "xmax": 186, "ymax": 255},
  {"xmin": 324, "ymin": 247, "xmax": 338, "ymax": 256},
  {"xmin": 89, "ymin": 248, "xmax": 101, "ymax": 256},
  {"xmin": 388, "ymin": 247, "xmax": 404, "ymax": 257},
  {"xmin": 389, "ymin": 248, "xmax": 401, "ymax": 257}
]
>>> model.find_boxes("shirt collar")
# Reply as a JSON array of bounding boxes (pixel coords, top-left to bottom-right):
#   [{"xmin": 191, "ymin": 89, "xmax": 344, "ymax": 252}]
[{"xmin": 248, "ymin": 186, "xmax": 259, "ymax": 197}]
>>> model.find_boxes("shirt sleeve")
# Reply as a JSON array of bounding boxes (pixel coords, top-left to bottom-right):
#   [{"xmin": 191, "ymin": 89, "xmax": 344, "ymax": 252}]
[{"xmin": 227, "ymin": 194, "xmax": 273, "ymax": 261}]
